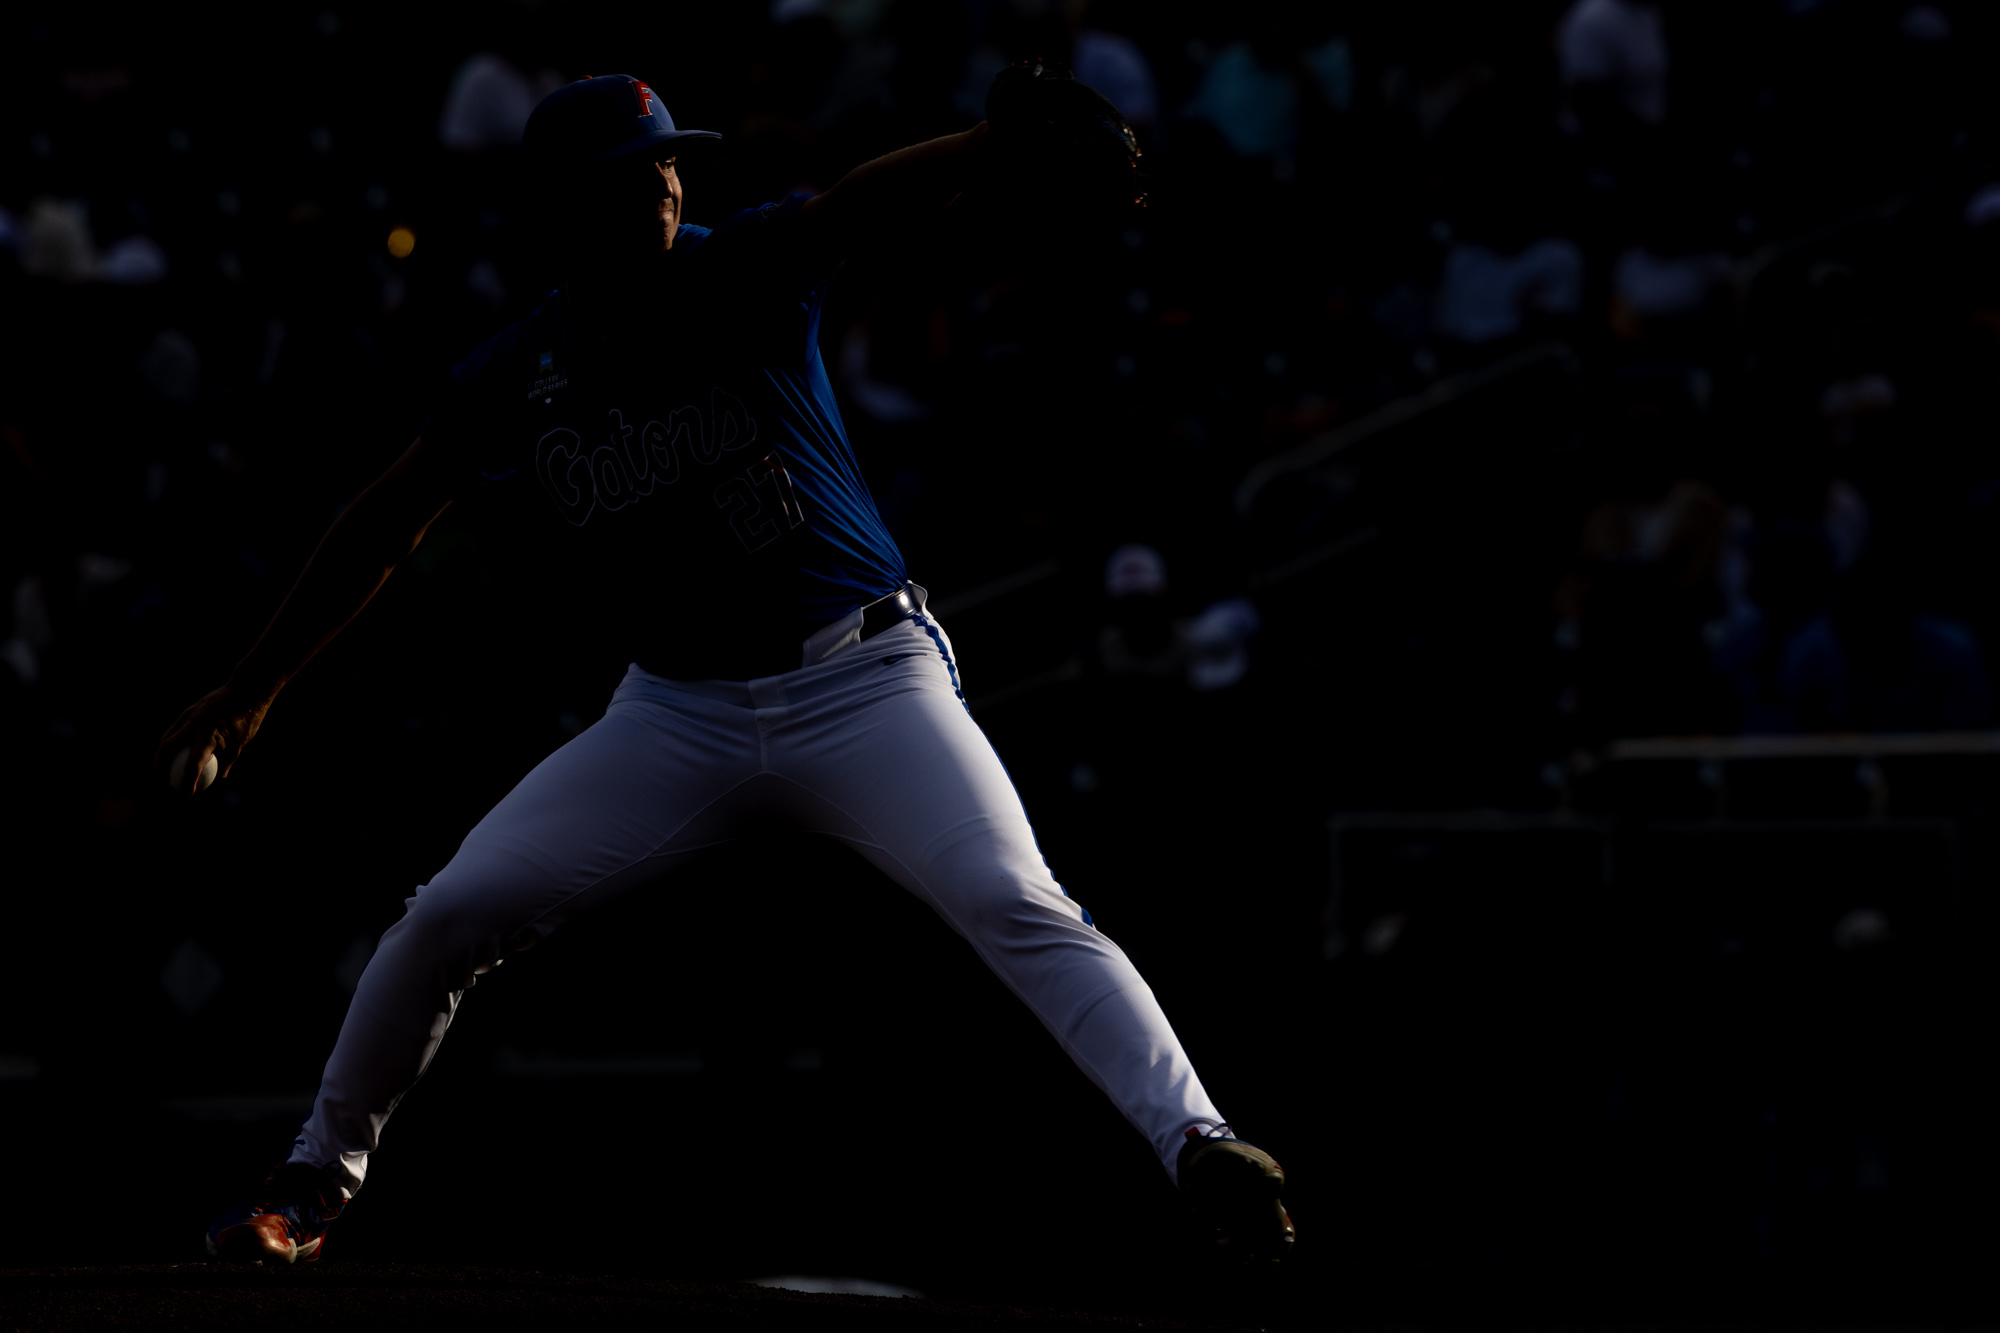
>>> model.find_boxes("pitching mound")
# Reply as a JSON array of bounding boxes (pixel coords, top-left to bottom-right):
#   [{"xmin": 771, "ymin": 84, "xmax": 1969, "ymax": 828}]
[{"xmin": 0, "ymin": 1264, "xmax": 1270, "ymax": 1331}]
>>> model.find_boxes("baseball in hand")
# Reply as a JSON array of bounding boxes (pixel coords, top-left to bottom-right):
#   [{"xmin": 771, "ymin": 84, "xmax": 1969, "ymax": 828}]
[{"xmin": 169, "ymin": 746, "xmax": 220, "ymax": 795}]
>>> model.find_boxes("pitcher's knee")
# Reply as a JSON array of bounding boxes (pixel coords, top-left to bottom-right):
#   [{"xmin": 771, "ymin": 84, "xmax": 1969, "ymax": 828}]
[
  {"xmin": 387, "ymin": 880, "xmax": 521, "ymax": 993},
  {"xmin": 949, "ymin": 868, "xmax": 1091, "ymax": 941}
]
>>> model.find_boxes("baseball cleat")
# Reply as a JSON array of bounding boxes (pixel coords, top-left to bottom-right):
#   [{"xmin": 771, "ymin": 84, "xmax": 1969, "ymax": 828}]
[
  {"xmin": 1177, "ymin": 1132, "xmax": 1295, "ymax": 1262},
  {"xmin": 204, "ymin": 1160, "xmax": 348, "ymax": 1264}
]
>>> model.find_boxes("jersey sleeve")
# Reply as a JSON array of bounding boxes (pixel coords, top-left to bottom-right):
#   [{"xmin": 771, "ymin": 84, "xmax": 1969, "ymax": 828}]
[
  {"xmin": 417, "ymin": 316, "xmax": 535, "ymax": 497},
  {"xmin": 686, "ymin": 196, "xmax": 837, "ymax": 299}
]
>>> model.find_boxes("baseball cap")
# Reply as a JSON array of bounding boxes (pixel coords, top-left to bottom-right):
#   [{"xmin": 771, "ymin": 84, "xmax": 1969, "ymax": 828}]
[{"xmin": 524, "ymin": 75, "xmax": 720, "ymax": 164}]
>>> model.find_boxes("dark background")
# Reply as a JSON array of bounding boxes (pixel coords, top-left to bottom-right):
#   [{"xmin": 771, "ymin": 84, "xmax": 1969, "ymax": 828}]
[{"xmin": 6, "ymin": 0, "xmax": 2000, "ymax": 1324}]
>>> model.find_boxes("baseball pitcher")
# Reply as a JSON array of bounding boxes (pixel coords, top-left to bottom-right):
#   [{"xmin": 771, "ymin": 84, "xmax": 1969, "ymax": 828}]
[{"xmin": 156, "ymin": 68, "xmax": 1292, "ymax": 1268}]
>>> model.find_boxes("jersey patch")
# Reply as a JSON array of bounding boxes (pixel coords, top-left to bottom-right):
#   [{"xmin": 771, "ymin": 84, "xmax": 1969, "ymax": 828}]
[{"xmin": 529, "ymin": 352, "xmax": 569, "ymax": 401}]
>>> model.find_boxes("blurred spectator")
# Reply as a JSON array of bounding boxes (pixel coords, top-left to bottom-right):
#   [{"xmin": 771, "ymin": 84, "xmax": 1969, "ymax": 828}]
[
  {"xmin": 822, "ymin": 0, "xmax": 896, "ymax": 39},
  {"xmin": 1097, "ymin": 545, "xmax": 1260, "ymax": 693},
  {"xmin": 1434, "ymin": 235, "xmax": 1584, "ymax": 348},
  {"xmin": 1420, "ymin": 40, "xmax": 1582, "ymax": 360},
  {"xmin": 1963, "ymin": 182, "xmax": 2000, "ymax": 230},
  {"xmin": 953, "ymin": 2, "xmax": 1171, "ymax": 157},
  {"xmin": 1900, "ymin": 3, "xmax": 1951, "ymax": 44},
  {"xmin": 1300, "ymin": 33, "xmax": 1353, "ymax": 116},
  {"xmin": 2, "ymin": 576, "xmax": 55, "ymax": 687},
  {"xmin": 1182, "ymin": 12, "xmax": 1347, "ymax": 177},
  {"xmin": 1709, "ymin": 516, "xmax": 1835, "ymax": 732},
  {"xmin": 20, "ymin": 199, "xmax": 97, "ymax": 282},
  {"xmin": 13, "ymin": 196, "xmax": 167, "ymax": 286},
  {"xmin": 1182, "ymin": 40, "xmax": 1293, "ymax": 164},
  {"xmin": 1822, "ymin": 478, "xmax": 1870, "ymax": 575},
  {"xmin": 1817, "ymin": 373, "xmax": 1896, "ymax": 449},
  {"xmin": 1184, "ymin": 597, "xmax": 1260, "ymax": 692},
  {"xmin": 1605, "ymin": 167, "xmax": 1737, "ymax": 354},
  {"xmin": 136, "ymin": 330, "xmax": 201, "ymax": 407},
  {"xmin": 1570, "ymin": 475, "xmax": 1731, "ymax": 607},
  {"xmin": 1100, "ymin": 543, "xmax": 1177, "ymax": 679},
  {"xmin": 1070, "ymin": 30, "xmax": 1153, "ymax": 123},
  {"xmin": 96, "ymin": 233, "xmax": 167, "ymax": 285},
  {"xmin": 1782, "ymin": 553, "xmax": 1993, "ymax": 731},
  {"xmin": 87, "ymin": 197, "xmax": 168, "ymax": 285},
  {"xmin": 805, "ymin": 0, "xmax": 968, "ymax": 150},
  {"xmin": 10, "ymin": 0, "xmax": 2000, "ymax": 846},
  {"xmin": 1558, "ymin": 425, "xmax": 1733, "ymax": 739},
  {"xmin": 838, "ymin": 320, "xmax": 932, "ymax": 424},
  {"xmin": 1070, "ymin": 6, "xmax": 1161, "ymax": 143},
  {"xmin": 1557, "ymin": 0, "xmax": 1669, "ymax": 136},
  {"xmin": 1608, "ymin": 244, "xmax": 1733, "ymax": 353},
  {"xmin": 439, "ymin": 52, "xmax": 564, "ymax": 151}
]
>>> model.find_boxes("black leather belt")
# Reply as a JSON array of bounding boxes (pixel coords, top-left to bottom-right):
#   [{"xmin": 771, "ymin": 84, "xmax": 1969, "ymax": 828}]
[
  {"xmin": 634, "ymin": 582, "xmax": 923, "ymax": 682},
  {"xmin": 859, "ymin": 583, "xmax": 922, "ymax": 640}
]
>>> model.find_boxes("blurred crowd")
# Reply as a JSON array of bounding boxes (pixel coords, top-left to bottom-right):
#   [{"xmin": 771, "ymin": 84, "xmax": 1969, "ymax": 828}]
[
  {"xmin": 8, "ymin": 0, "xmax": 2000, "ymax": 822},
  {"xmin": 11, "ymin": 4, "xmax": 2000, "ymax": 1288}
]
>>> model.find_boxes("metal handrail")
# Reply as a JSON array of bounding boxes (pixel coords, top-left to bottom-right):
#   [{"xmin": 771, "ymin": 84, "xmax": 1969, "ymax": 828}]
[
  {"xmin": 1608, "ymin": 732, "xmax": 2000, "ymax": 762},
  {"xmin": 1232, "ymin": 341, "xmax": 1577, "ymax": 518}
]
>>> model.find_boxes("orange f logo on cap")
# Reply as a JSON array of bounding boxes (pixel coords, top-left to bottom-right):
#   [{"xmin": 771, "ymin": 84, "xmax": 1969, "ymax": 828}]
[{"xmin": 634, "ymin": 81, "xmax": 655, "ymax": 117}]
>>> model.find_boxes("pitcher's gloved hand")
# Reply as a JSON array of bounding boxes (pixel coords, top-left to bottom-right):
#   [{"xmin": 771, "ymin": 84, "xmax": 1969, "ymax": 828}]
[
  {"xmin": 1178, "ymin": 1134, "xmax": 1295, "ymax": 1263},
  {"xmin": 984, "ymin": 57, "xmax": 1146, "ymax": 211}
]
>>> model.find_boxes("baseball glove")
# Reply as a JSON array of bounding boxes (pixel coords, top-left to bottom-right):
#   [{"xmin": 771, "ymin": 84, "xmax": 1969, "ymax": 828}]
[{"xmin": 984, "ymin": 58, "xmax": 1146, "ymax": 211}]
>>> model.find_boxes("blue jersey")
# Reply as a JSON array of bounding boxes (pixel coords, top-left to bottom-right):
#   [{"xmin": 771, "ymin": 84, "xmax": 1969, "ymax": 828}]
[{"xmin": 422, "ymin": 197, "xmax": 908, "ymax": 669}]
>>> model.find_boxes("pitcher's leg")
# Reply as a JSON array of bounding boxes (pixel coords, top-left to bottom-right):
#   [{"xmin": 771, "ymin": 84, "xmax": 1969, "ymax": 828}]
[
  {"xmin": 781, "ymin": 636, "xmax": 1225, "ymax": 1179},
  {"xmin": 839, "ymin": 787, "xmax": 1225, "ymax": 1181},
  {"xmin": 292, "ymin": 839, "xmax": 718, "ymax": 1191},
  {"xmin": 293, "ymin": 676, "xmax": 755, "ymax": 1192}
]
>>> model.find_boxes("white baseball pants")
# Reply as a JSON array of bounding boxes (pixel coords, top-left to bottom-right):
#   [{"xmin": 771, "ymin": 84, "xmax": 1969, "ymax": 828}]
[{"xmin": 291, "ymin": 605, "xmax": 1224, "ymax": 1193}]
